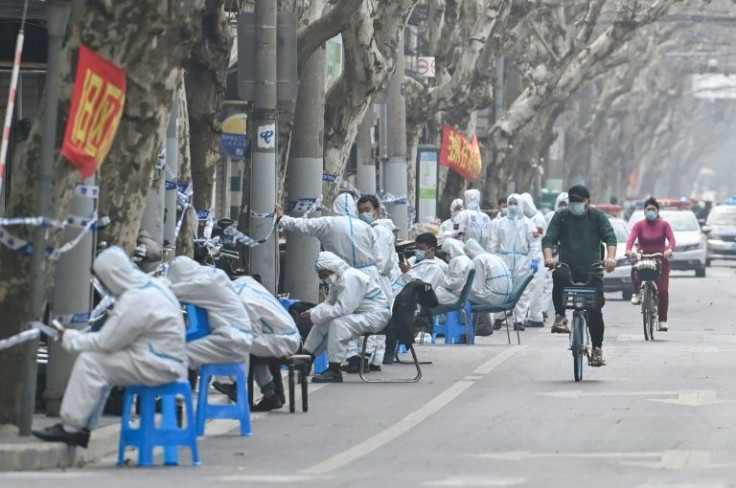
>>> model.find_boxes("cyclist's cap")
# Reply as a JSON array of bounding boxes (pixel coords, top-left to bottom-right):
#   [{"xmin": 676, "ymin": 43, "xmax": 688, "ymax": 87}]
[{"xmin": 568, "ymin": 185, "xmax": 590, "ymax": 202}]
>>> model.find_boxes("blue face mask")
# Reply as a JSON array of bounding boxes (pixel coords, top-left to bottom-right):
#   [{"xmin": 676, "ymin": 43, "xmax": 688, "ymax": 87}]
[
  {"xmin": 645, "ymin": 210, "xmax": 658, "ymax": 221},
  {"xmin": 507, "ymin": 205, "xmax": 521, "ymax": 218},
  {"xmin": 569, "ymin": 202, "xmax": 587, "ymax": 216},
  {"xmin": 415, "ymin": 250, "xmax": 426, "ymax": 262},
  {"xmin": 359, "ymin": 212, "xmax": 374, "ymax": 224}
]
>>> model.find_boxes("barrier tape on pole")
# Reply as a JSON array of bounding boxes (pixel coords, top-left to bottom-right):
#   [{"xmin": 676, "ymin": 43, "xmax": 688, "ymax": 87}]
[
  {"xmin": 0, "ymin": 214, "xmax": 99, "ymax": 259},
  {"xmin": 75, "ymin": 184, "xmax": 99, "ymax": 199},
  {"xmin": 0, "ymin": 321, "xmax": 61, "ymax": 352}
]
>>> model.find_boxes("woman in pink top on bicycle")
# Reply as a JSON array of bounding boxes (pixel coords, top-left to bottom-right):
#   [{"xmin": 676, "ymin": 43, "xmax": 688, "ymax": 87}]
[{"xmin": 626, "ymin": 198, "xmax": 675, "ymax": 331}]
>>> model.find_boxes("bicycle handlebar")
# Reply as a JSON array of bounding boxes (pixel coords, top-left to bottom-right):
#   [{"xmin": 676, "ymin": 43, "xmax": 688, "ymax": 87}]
[{"xmin": 553, "ymin": 262, "xmax": 604, "ymax": 287}]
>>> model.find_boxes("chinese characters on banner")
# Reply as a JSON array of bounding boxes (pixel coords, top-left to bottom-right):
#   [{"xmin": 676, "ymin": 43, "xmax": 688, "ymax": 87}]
[
  {"xmin": 439, "ymin": 125, "xmax": 482, "ymax": 181},
  {"xmin": 62, "ymin": 45, "xmax": 126, "ymax": 178}
]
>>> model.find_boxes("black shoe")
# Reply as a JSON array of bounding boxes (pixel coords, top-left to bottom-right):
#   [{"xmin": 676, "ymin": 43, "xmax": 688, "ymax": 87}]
[
  {"xmin": 369, "ymin": 364, "xmax": 382, "ymax": 372},
  {"xmin": 513, "ymin": 322, "xmax": 525, "ymax": 331},
  {"xmin": 492, "ymin": 319, "xmax": 504, "ymax": 330},
  {"xmin": 475, "ymin": 324, "xmax": 494, "ymax": 336},
  {"xmin": 32, "ymin": 423, "xmax": 90, "ymax": 448},
  {"xmin": 527, "ymin": 321, "xmax": 544, "ymax": 328},
  {"xmin": 252, "ymin": 394, "xmax": 283, "ymax": 412},
  {"xmin": 342, "ymin": 356, "xmax": 369, "ymax": 374},
  {"xmin": 312, "ymin": 369, "xmax": 343, "ymax": 383},
  {"xmin": 212, "ymin": 381, "xmax": 237, "ymax": 402}
]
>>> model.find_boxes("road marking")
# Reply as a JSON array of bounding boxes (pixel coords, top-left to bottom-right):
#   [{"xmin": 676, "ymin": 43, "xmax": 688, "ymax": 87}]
[
  {"xmin": 478, "ymin": 450, "xmax": 718, "ymax": 470},
  {"xmin": 423, "ymin": 476, "xmax": 527, "ymax": 487},
  {"xmin": 465, "ymin": 375, "xmax": 484, "ymax": 381},
  {"xmin": 648, "ymin": 390, "xmax": 731, "ymax": 407},
  {"xmin": 477, "ymin": 451, "xmax": 660, "ymax": 462},
  {"xmin": 216, "ymin": 474, "xmax": 329, "ymax": 483},
  {"xmin": 302, "ymin": 346, "xmax": 526, "ymax": 475},
  {"xmin": 622, "ymin": 450, "xmax": 712, "ymax": 470},
  {"xmin": 535, "ymin": 390, "xmax": 679, "ymax": 399}
]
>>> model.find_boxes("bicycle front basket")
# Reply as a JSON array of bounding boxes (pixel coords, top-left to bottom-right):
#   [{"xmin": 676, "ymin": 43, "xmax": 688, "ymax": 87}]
[
  {"xmin": 561, "ymin": 287, "xmax": 599, "ymax": 310},
  {"xmin": 635, "ymin": 259, "xmax": 660, "ymax": 282}
]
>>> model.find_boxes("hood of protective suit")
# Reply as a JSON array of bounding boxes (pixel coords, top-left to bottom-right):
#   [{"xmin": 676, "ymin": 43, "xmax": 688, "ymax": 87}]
[
  {"xmin": 507, "ymin": 193, "xmax": 520, "ymax": 205},
  {"xmin": 450, "ymin": 198, "xmax": 464, "ymax": 214},
  {"xmin": 555, "ymin": 192, "xmax": 569, "ymax": 210},
  {"xmin": 442, "ymin": 238, "xmax": 466, "ymax": 259},
  {"xmin": 93, "ymin": 246, "xmax": 150, "ymax": 296},
  {"xmin": 373, "ymin": 218, "xmax": 396, "ymax": 231},
  {"xmin": 519, "ymin": 193, "xmax": 538, "ymax": 218},
  {"xmin": 464, "ymin": 189, "xmax": 481, "ymax": 210},
  {"xmin": 168, "ymin": 256, "xmax": 204, "ymax": 285},
  {"xmin": 332, "ymin": 192, "xmax": 358, "ymax": 217},
  {"xmin": 316, "ymin": 251, "xmax": 349, "ymax": 276},
  {"xmin": 464, "ymin": 238, "xmax": 485, "ymax": 259}
]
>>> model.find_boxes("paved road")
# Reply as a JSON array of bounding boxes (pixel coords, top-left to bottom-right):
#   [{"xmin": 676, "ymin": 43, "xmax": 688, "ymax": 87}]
[{"xmin": 4, "ymin": 263, "xmax": 736, "ymax": 487}]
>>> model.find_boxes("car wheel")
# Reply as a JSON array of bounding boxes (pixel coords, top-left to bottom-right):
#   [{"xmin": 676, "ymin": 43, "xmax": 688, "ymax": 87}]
[
  {"xmin": 706, "ymin": 258, "xmax": 712, "ymax": 267},
  {"xmin": 695, "ymin": 266, "xmax": 706, "ymax": 278},
  {"xmin": 622, "ymin": 289, "xmax": 633, "ymax": 301}
]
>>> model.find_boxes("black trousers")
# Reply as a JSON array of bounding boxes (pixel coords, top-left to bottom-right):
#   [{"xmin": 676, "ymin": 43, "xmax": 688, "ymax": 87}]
[{"xmin": 552, "ymin": 267, "xmax": 606, "ymax": 348}]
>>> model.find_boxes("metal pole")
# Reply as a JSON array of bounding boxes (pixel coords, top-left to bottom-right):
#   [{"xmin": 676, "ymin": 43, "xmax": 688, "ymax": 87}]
[
  {"xmin": 163, "ymin": 92, "xmax": 180, "ymax": 260},
  {"xmin": 20, "ymin": 0, "xmax": 70, "ymax": 436},
  {"xmin": 249, "ymin": 0, "xmax": 278, "ymax": 293},
  {"xmin": 284, "ymin": 47, "xmax": 324, "ymax": 304},
  {"xmin": 385, "ymin": 33, "xmax": 408, "ymax": 239},
  {"xmin": 45, "ymin": 174, "xmax": 95, "ymax": 416},
  {"xmin": 356, "ymin": 108, "xmax": 376, "ymax": 195}
]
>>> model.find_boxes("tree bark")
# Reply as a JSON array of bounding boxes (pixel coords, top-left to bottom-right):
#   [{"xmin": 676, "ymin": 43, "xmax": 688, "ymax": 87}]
[{"xmin": 0, "ymin": 0, "xmax": 204, "ymax": 426}]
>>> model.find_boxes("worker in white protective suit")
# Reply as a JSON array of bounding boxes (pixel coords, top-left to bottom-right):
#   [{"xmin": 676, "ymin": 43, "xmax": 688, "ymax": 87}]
[
  {"xmin": 465, "ymin": 238, "xmax": 512, "ymax": 307},
  {"xmin": 542, "ymin": 192, "xmax": 569, "ymax": 317},
  {"xmin": 434, "ymin": 238, "xmax": 474, "ymax": 305},
  {"xmin": 344, "ymin": 195, "xmax": 400, "ymax": 373},
  {"xmin": 212, "ymin": 276, "xmax": 301, "ymax": 411},
  {"xmin": 167, "ymin": 256, "xmax": 252, "ymax": 367},
  {"xmin": 32, "ymin": 247, "xmax": 187, "ymax": 448},
  {"xmin": 300, "ymin": 252, "xmax": 391, "ymax": 383},
  {"xmin": 393, "ymin": 232, "xmax": 448, "ymax": 294},
  {"xmin": 277, "ymin": 192, "xmax": 381, "ymax": 286},
  {"xmin": 490, "ymin": 194, "xmax": 540, "ymax": 331},
  {"xmin": 519, "ymin": 193, "xmax": 548, "ymax": 328},
  {"xmin": 454, "ymin": 189, "xmax": 492, "ymax": 250},
  {"xmin": 439, "ymin": 198, "xmax": 464, "ymax": 237}
]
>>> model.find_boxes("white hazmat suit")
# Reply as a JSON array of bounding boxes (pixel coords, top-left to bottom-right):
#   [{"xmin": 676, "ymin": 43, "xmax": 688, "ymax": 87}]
[
  {"xmin": 303, "ymin": 252, "xmax": 391, "ymax": 364},
  {"xmin": 455, "ymin": 189, "xmax": 492, "ymax": 250},
  {"xmin": 519, "ymin": 193, "xmax": 548, "ymax": 325},
  {"xmin": 465, "ymin": 238, "xmax": 512, "ymax": 307},
  {"xmin": 439, "ymin": 198, "xmax": 464, "ymax": 237},
  {"xmin": 60, "ymin": 247, "xmax": 188, "ymax": 430},
  {"xmin": 168, "ymin": 256, "xmax": 253, "ymax": 368},
  {"xmin": 280, "ymin": 192, "xmax": 381, "ymax": 285},
  {"xmin": 233, "ymin": 276, "xmax": 301, "ymax": 388},
  {"xmin": 393, "ymin": 254, "xmax": 447, "ymax": 294},
  {"xmin": 434, "ymin": 238, "xmax": 474, "ymax": 305},
  {"xmin": 490, "ymin": 194, "xmax": 540, "ymax": 323}
]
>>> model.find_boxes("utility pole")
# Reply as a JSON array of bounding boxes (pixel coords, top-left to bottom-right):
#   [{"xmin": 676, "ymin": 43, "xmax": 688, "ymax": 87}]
[
  {"xmin": 163, "ymin": 92, "xmax": 180, "ymax": 260},
  {"xmin": 356, "ymin": 109, "xmax": 376, "ymax": 195},
  {"xmin": 249, "ymin": 0, "xmax": 278, "ymax": 293},
  {"xmin": 20, "ymin": 0, "xmax": 70, "ymax": 436},
  {"xmin": 384, "ymin": 33, "xmax": 408, "ymax": 239},
  {"xmin": 284, "ymin": 48, "xmax": 324, "ymax": 303},
  {"xmin": 45, "ymin": 175, "xmax": 95, "ymax": 416}
]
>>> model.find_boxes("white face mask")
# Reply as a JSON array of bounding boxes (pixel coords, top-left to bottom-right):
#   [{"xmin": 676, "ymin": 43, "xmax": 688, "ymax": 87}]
[{"xmin": 507, "ymin": 205, "xmax": 521, "ymax": 218}]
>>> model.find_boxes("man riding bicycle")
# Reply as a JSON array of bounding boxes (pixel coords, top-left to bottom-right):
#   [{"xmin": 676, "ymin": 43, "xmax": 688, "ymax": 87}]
[{"xmin": 542, "ymin": 185, "xmax": 618, "ymax": 367}]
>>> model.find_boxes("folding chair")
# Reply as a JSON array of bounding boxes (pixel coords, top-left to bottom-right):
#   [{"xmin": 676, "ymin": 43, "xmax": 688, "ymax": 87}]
[{"xmin": 470, "ymin": 273, "xmax": 534, "ymax": 345}]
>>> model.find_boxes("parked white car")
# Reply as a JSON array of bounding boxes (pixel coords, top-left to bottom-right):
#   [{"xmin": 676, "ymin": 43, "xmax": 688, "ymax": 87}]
[
  {"xmin": 628, "ymin": 210, "xmax": 706, "ymax": 277},
  {"xmin": 703, "ymin": 204, "xmax": 736, "ymax": 266}
]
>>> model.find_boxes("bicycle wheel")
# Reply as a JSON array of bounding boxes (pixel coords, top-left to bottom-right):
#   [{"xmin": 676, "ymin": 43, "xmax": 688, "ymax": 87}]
[
  {"xmin": 642, "ymin": 284, "xmax": 651, "ymax": 341},
  {"xmin": 572, "ymin": 314, "xmax": 584, "ymax": 382},
  {"xmin": 649, "ymin": 285, "xmax": 658, "ymax": 341}
]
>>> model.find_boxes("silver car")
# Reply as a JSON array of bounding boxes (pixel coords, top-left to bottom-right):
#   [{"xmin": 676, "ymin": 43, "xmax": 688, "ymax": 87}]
[
  {"xmin": 704, "ymin": 204, "xmax": 736, "ymax": 266},
  {"xmin": 604, "ymin": 218, "xmax": 634, "ymax": 300},
  {"xmin": 629, "ymin": 210, "xmax": 707, "ymax": 277}
]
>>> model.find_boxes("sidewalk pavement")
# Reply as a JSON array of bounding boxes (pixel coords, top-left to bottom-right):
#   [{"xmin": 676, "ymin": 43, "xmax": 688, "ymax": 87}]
[{"xmin": 0, "ymin": 390, "xmax": 233, "ymax": 471}]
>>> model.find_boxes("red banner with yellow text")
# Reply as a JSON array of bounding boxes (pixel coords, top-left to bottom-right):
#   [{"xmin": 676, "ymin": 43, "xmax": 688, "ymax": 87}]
[
  {"xmin": 62, "ymin": 45, "xmax": 126, "ymax": 178},
  {"xmin": 439, "ymin": 125, "xmax": 482, "ymax": 181}
]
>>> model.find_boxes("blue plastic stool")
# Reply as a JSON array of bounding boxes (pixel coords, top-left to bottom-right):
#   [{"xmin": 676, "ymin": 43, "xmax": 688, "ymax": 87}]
[
  {"xmin": 313, "ymin": 352, "xmax": 328, "ymax": 374},
  {"xmin": 432, "ymin": 302, "xmax": 474, "ymax": 344},
  {"xmin": 118, "ymin": 380, "xmax": 199, "ymax": 467},
  {"xmin": 196, "ymin": 363, "xmax": 252, "ymax": 436}
]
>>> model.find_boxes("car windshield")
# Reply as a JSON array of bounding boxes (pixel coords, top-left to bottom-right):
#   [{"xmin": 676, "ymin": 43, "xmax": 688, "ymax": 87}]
[
  {"xmin": 610, "ymin": 221, "xmax": 629, "ymax": 243},
  {"xmin": 630, "ymin": 211, "xmax": 700, "ymax": 232},
  {"xmin": 707, "ymin": 206, "xmax": 736, "ymax": 226}
]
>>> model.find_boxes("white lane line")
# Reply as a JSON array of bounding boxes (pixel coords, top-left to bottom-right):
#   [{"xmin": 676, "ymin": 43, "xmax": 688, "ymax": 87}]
[
  {"xmin": 216, "ymin": 474, "xmax": 330, "ymax": 483},
  {"xmin": 423, "ymin": 476, "xmax": 527, "ymax": 487},
  {"xmin": 302, "ymin": 346, "xmax": 526, "ymax": 475}
]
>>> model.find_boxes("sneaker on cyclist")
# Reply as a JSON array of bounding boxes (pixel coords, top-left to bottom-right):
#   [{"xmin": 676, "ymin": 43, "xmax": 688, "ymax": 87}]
[
  {"xmin": 630, "ymin": 294, "xmax": 640, "ymax": 305},
  {"xmin": 590, "ymin": 347, "xmax": 606, "ymax": 367},
  {"xmin": 658, "ymin": 321, "xmax": 668, "ymax": 331},
  {"xmin": 551, "ymin": 314, "xmax": 570, "ymax": 334}
]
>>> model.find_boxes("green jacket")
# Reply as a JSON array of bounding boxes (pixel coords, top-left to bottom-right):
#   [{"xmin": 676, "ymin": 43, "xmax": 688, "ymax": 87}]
[{"xmin": 542, "ymin": 208, "xmax": 617, "ymax": 274}]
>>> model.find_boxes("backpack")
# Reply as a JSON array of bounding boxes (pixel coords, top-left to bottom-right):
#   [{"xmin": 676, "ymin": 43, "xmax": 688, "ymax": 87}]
[{"xmin": 557, "ymin": 208, "xmax": 606, "ymax": 260}]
